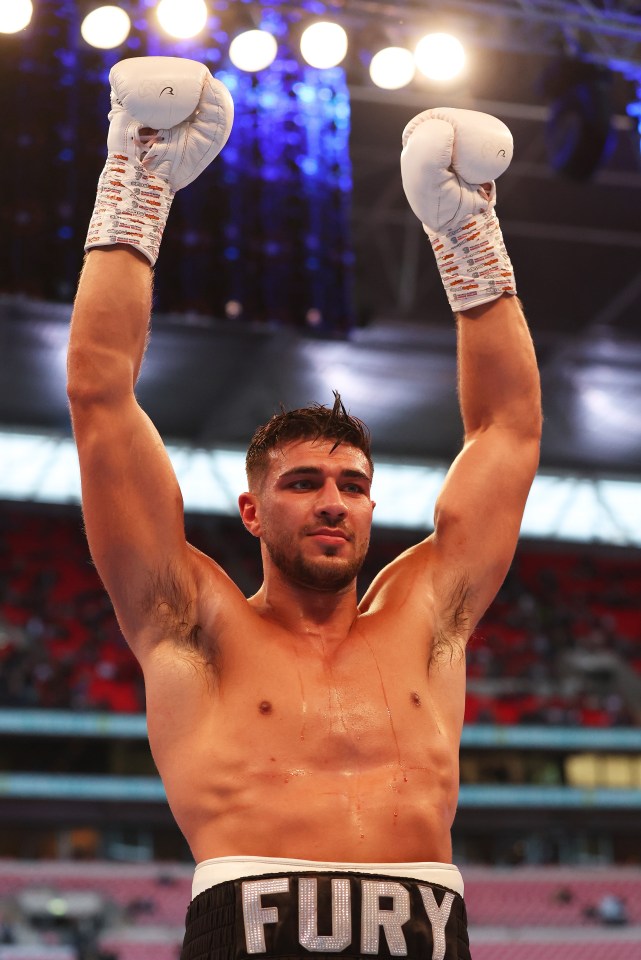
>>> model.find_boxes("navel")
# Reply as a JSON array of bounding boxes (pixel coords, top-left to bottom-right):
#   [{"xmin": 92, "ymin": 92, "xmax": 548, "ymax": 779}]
[
  {"xmin": 258, "ymin": 700, "xmax": 273, "ymax": 715},
  {"xmin": 410, "ymin": 691, "xmax": 422, "ymax": 707}
]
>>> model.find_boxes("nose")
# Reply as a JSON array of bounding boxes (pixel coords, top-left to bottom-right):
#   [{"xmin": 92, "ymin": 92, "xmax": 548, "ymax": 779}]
[{"xmin": 314, "ymin": 479, "xmax": 347, "ymax": 523}]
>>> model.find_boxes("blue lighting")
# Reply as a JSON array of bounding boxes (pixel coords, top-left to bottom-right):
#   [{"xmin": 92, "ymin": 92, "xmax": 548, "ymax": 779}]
[
  {"xmin": 302, "ymin": 0, "xmax": 327, "ymax": 13},
  {"xmin": 626, "ymin": 87, "xmax": 641, "ymax": 158},
  {"xmin": 334, "ymin": 101, "xmax": 350, "ymax": 121},
  {"xmin": 627, "ymin": 94, "xmax": 641, "ymax": 137},
  {"xmin": 294, "ymin": 82, "xmax": 316, "ymax": 104},
  {"xmin": 260, "ymin": 13, "xmax": 288, "ymax": 38},
  {"xmin": 217, "ymin": 70, "xmax": 238, "ymax": 92},
  {"xmin": 8, "ymin": 0, "xmax": 354, "ymax": 334},
  {"xmin": 259, "ymin": 91, "xmax": 279, "ymax": 109}
]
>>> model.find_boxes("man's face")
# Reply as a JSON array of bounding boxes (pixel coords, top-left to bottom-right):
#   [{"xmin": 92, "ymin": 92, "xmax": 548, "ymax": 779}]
[{"xmin": 249, "ymin": 439, "xmax": 375, "ymax": 592}]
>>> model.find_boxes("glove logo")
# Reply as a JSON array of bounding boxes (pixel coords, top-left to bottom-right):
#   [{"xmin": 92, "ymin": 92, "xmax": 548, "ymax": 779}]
[{"xmin": 160, "ymin": 86, "xmax": 175, "ymax": 97}]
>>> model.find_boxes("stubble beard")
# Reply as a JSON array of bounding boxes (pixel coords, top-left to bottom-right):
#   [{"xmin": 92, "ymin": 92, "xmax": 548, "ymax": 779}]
[{"xmin": 263, "ymin": 529, "xmax": 369, "ymax": 592}]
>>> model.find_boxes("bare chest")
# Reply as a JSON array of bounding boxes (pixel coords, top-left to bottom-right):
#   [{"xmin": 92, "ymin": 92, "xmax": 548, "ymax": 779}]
[{"xmin": 207, "ymin": 623, "xmax": 464, "ymax": 772}]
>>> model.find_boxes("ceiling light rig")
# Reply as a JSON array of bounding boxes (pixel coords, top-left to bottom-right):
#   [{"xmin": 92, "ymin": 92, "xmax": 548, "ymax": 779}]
[
  {"xmin": 300, "ymin": 20, "xmax": 349, "ymax": 70},
  {"xmin": 156, "ymin": 0, "xmax": 208, "ymax": 40},
  {"xmin": 229, "ymin": 29, "xmax": 278, "ymax": 72},
  {"xmin": 414, "ymin": 32, "xmax": 467, "ymax": 83},
  {"xmin": 1, "ymin": 1, "xmax": 472, "ymax": 90},
  {"xmin": 5, "ymin": 0, "xmax": 641, "ymax": 94},
  {"xmin": 0, "ymin": 0, "xmax": 33, "ymax": 33},
  {"xmin": 369, "ymin": 47, "xmax": 415, "ymax": 90},
  {"xmin": 80, "ymin": 5, "xmax": 131, "ymax": 49}
]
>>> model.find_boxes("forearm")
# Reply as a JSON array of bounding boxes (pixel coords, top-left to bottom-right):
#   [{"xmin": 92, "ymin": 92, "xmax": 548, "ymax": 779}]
[
  {"xmin": 457, "ymin": 294, "xmax": 542, "ymax": 440},
  {"xmin": 67, "ymin": 247, "xmax": 153, "ymax": 401}
]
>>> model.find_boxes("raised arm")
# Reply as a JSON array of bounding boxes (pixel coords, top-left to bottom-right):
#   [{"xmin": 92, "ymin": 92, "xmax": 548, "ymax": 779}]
[
  {"xmin": 369, "ymin": 109, "xmax": 541, "ymax": 633},
  {"xmin": 67, "ymin": 57, "xmax": 233, "ymax": 652},
  {"xmin": 433, "ymin": 292, "xmax": 541, "ymax": 626}
]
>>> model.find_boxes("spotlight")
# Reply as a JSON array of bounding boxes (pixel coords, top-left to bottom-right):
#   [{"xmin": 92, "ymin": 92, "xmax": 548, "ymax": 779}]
[
  {"xmin": 300, "ymin": 21, "xmax": 348, "ymax": 69},
  {"xmin": 156, "ymin": 0, "xmax": 208, "ymax": 40},
  {"xmin": 414, "ymin": 32, "xmax": 466, "ymax": 82},
  {"xmin": 229, "ymin": 29, "xmax": 278, "ymax": 72},
  {"xmin": 369, "ymin": 47, "xmax": 415, "ymax": 90},
  {"xmin": 81, "ymin": 6, "xmax": 131, "ymax": 49},
  {"xmin": 0, "ymin": 0, "xmax": 33, "ymax": 33},
  {"xmin": 541, "ymin": 59, "xmax": 614, "ymax": 181}
]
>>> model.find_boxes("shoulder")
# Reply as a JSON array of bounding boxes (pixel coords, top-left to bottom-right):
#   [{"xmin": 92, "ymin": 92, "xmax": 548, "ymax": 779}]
[
  {"xmin": 359, "ymin": 535, "xmax": 474, "ymax": 651},
  {"xmin": 359, "ymin": 537, "xmax": 436, "ymax": 615}
]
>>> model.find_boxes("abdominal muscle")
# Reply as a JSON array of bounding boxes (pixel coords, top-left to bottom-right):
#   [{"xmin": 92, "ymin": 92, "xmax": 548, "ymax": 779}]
[
  {"xmin": 148, "ymin": 685, "xmax": 461, "ymax": 866},
  {"xmin": 183, "ymin": 763, "xmax": 458, "ymax": 865}
]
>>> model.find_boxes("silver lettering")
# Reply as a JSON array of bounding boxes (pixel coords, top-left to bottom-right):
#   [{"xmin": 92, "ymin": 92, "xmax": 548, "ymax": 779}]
[
  {"xmin": 419, "ymin": 887, "xmax": 455, "ymax": 960},
  {"xmin": 242, "ymin": 877, "xmax": 290, "ymax": 954},
  {"xmin": 298, "ymin": 877, "xmax": 351, "ymax": 951},
  {"xmin": 361, "ymin": 880, "xmax": 410, "ymax": 956}
]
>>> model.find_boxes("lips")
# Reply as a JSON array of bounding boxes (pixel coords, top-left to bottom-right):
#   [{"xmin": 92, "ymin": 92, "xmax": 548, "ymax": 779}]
[{"xmin": 308, "ymin": 528, "xmax": 349, "ymax": 540}]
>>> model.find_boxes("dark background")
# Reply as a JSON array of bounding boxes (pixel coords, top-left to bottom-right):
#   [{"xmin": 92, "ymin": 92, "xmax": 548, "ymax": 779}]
[{"xmin": 1, "ymin": 0, "xmax": 641, "ymax": 477}]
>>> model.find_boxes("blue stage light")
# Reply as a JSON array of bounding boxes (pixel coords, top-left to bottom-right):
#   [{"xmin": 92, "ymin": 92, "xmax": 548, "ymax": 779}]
[
  {"xmin": 5, "ymin": 0, "xmax": 354, "ymax": 333},
  {"xmin": 626, "ymin": 95, "xmax": 641, "ymax": 137}
]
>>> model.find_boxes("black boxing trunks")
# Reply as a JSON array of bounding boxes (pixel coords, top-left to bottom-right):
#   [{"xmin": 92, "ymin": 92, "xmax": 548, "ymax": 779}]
[{"xmin": 181, "ymin": 857, "xmax": 471, "ymax": 960}]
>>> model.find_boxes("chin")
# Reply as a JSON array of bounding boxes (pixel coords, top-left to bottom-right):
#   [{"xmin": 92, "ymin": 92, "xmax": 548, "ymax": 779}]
[
  {"xmin": 308, "ymin": 562, "xmax": 358, "ymax": 592},
  {"xmin": 284, "ymin": 554, "xmax": 352, "ymax": 592},
  {"xmin": 271, "ymin": 546, "xmax": 363, "ymax": 592}
]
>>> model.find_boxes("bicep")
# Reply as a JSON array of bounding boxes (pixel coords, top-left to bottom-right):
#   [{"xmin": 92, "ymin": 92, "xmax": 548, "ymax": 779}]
[
  {"xmin": 72, "ymin": 393, "xmax": 192, "ymax": 639},
  {"xmin": 431, "ymin": 426, "xmax": 540, "ymax": 625}
]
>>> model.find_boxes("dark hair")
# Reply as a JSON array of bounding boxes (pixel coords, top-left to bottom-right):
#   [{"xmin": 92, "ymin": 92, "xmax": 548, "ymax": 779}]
[{"xmin": 245, "ymin": 391, "xmax": 373, "ymax": 489}]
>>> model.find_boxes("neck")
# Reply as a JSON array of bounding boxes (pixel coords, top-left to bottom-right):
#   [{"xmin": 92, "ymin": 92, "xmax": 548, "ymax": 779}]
[{"xmin": 249, "ymin": 567, "xmax": 359, "ymax": 639}]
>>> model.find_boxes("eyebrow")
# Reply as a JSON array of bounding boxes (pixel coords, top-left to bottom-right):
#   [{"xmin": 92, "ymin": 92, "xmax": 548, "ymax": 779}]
[{"xmin": 279, "ymin": 466, "xmax": 372, "ymax": 483}]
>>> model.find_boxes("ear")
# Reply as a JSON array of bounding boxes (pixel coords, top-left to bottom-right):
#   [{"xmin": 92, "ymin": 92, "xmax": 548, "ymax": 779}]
[{"xmin": 238, "ymin": 492, "xmax": 262, "ymax": 538}]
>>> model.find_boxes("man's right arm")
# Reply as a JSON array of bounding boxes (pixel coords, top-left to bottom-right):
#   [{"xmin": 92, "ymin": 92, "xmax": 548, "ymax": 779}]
[
  {"xmin": 67, "ymin": 246, "xmax": 200, "ymax": 650},
  {"xmin": 67, "ymin": 57, "xmax": 234, "ymax": 656}
]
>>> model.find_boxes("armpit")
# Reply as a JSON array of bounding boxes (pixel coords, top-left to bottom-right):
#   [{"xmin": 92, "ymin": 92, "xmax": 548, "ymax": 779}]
[
  {"xmin": 431, "ymin": 573, "xmax": 471, "ymax": 666},
  {"xmin": 140, "ymin": 563, "xmax": 205, "ymax": 655}
]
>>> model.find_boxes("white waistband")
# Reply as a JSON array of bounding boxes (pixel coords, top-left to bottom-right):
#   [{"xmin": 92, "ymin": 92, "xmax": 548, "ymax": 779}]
[{"xmin": 192, "ymin": 856, "xmax": 464, "ymax": 899}]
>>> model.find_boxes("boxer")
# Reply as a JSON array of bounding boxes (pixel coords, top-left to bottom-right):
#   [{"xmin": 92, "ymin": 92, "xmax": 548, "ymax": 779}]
[{"xmin": 68, "ymin": 57, "xmax": 541, "ymax": 960}]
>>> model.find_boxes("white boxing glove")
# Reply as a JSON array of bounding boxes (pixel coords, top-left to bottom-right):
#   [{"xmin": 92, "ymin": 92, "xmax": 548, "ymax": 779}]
[
  {"xmin": 401, "ymin": 108, "xmax": 516, "ymax": 311},
  {"xmin": 86, "ymin": 56, "xmax": 234, "ymax": 266}
]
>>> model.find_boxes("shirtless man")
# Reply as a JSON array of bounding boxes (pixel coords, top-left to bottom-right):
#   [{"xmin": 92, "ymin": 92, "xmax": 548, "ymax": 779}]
[{"xmin": 67, "ymin": 57, "xmax": 541, "ymax": 960}]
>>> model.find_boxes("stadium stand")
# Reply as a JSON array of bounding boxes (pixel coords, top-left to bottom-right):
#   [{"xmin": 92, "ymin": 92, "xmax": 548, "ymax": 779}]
[
  {"xmin": 2, "ymin": 502, "xmax": 640, "ymax": 957},
  {"xmin": 1, "ymin": 503, "xmax": 640, "ymax": 725},
  {"xmin": 1, "ymin": 861, "xmax": 641, "ymax": 960}
]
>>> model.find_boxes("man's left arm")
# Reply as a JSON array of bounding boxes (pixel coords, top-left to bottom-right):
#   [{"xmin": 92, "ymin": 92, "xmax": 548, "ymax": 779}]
[
  {"xmin": 397, "ymin": 108, "xmax": 542, "ymax": 631},
  {"xmin": 431, "ymin": 293, "xmax": 541, "ymax": 628}
]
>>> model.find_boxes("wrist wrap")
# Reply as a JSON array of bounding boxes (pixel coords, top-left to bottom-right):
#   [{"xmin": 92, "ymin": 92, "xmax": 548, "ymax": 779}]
[
  {"xmin": 85, "ymin": 148, "xmax": 173, "ymax": 266},
  {"xmin": 427, "ymin": 208, "xmax": 516, "ymax": 311}
]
